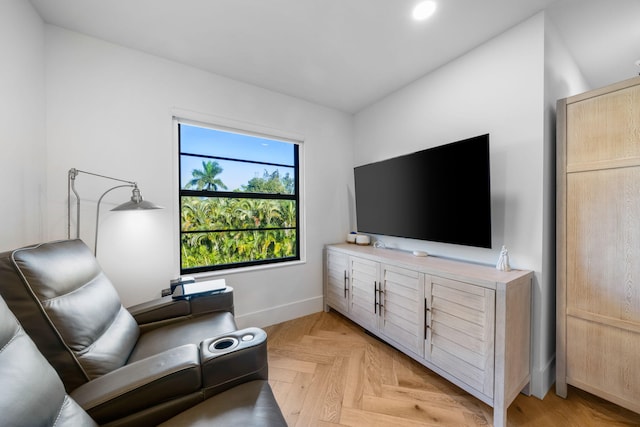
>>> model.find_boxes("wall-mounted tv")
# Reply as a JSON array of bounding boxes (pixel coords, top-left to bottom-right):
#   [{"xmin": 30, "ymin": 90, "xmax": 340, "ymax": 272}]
[{"xmin": 354, "ymin": 134, "xmax": 492, "ymax": 249}]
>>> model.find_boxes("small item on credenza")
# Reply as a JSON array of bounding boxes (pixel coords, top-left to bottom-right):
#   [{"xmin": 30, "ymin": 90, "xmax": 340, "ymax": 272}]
[
  {"xmin": 373, "ymin": 239, "xmax": 386, "ymax": 248},
  {"xmin": 346, "ymin": 232, "xmax": 371, "ymax": 245},
  {"xmin": 355, "ymin": 235, "xmax": 371, "ymax": 246},
  {"xmin": 496, "ymin": 245, "xmax": 511, "ymax": 271},
  {"xmin": 412, "ymin": 250, "xmax": 429, "ymax": 257}
]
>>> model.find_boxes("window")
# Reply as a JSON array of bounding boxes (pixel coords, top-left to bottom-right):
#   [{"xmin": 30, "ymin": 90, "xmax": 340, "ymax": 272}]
[{"xmin": 178, "ymin": 122, "xmax": 300, "ymax": 273}]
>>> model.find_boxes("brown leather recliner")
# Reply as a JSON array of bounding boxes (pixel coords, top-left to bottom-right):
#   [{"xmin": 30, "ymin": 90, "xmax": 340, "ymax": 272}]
[
  {"xmin": 0, "ymin": 295, "xmax": 287, "ymax": 427},
  {"xmin": 0, "ymin": 239, "xmax": 283, "ymax": 426}
]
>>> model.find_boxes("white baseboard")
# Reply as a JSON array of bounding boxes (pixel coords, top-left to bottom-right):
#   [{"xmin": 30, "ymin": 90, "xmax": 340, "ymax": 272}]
[
  {"xmin": 235, "ymin": 295, "xmax": 324, "ymax": 329},
  {"xmin": 530, "ymin": 355, "xmax": 555, "ymax": 399}
]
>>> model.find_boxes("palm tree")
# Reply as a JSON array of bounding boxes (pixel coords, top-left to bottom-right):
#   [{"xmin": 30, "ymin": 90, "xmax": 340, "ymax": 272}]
[
  {"xmin": 280, "ymin": 200, "xmax": 296, "ymax": 228},
  {"xmin": 186, "ymin": 160, "xmax": 228, "ymax": 191}
]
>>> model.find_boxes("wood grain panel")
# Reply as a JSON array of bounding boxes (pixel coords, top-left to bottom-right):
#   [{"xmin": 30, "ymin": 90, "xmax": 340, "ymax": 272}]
[
  {"xmin": 566, "ymin": 83, "xmax": 640, "ymax": 167},
  {"xmin": 500, "ymin": 277, "xmax": 527, "ymax": 404},
  {"xmin": 566, "ymin": 316, "xmax": 640, "ymax": 413},
  {"xmin": 566, "ymin": 167, "xmax": 640, "ymax": 323}
]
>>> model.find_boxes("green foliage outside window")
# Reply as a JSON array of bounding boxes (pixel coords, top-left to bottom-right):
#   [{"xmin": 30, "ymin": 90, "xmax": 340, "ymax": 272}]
[{"xmin": 180, "ymin": 158, "xmax": 298, "ymax": 271}]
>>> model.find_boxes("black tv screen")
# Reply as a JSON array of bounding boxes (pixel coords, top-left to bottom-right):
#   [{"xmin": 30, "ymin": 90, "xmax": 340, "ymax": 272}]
[{"xmin": 354, "ymin": 134, "xmax": 492, "ymax": 248}]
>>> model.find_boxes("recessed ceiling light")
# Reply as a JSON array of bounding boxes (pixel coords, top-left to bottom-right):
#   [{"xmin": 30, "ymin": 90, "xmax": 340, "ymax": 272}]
[{"xmin": 413, "ymin": 1, "xmax": 437, "ymax": 21}]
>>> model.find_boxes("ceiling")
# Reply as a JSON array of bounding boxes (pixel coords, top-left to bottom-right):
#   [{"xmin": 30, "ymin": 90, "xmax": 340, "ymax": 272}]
[{"xmin": 29, "ymin": 0, "xmax": 640, "ymax": 114}]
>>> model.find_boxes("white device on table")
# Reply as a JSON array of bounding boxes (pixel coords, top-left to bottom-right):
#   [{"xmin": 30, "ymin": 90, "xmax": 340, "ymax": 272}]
[{"xmin": 172, "ymin": 278, "xmax": 226, "ymax": 299}]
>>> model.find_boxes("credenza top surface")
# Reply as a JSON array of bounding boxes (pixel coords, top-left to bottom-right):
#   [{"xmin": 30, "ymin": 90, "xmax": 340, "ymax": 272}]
[{"xmin": 326, "ymin": 243, "xmax": 532, "ymax": 289}]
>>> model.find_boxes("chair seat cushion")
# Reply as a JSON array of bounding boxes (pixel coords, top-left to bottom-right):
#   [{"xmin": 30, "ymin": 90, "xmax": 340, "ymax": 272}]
[
  {"xmin": 158, "ymin": 380, "xmax": 287, "ymax": 427},
  {"xmin": 127, "ymin": 311, "xmax": 237, "ymax": 363}
]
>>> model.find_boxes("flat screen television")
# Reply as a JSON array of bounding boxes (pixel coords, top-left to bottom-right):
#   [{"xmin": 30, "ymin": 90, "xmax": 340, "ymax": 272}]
[{"xmin": 354, "ymin": 134, "xmax": 492, "ymax": 249}]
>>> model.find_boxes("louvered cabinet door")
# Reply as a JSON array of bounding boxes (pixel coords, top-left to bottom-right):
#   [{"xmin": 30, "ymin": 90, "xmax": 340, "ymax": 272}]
[
  {"xmin": 348, "ymin": 256, "xmax": 379, "ymax": 331},
  {"xmin": 426, "ymin": 275, "xmax": 496, "ymax": 399},
  {"xmin": 379, "ymin": 264, "xmax": 424, "ymax": 357},
  {"xmin": 557, "ymin": 77, "xmax": 640, "ymax": 413},
  {"xmin": 325, "ymin": 249, "xmax": 349, "ymax": 313}
]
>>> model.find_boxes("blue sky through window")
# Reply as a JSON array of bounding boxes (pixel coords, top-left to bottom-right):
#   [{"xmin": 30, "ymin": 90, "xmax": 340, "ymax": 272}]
[{"xmin": 180, "ymin": 124, "xmax": 295, "ymax": 191}]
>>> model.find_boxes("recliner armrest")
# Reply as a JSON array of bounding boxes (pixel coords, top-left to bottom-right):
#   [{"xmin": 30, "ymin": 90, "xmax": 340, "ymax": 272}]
[
  {"xmin": 199, "ymin": 327, "xmax": 269, "ymax": 398},
  {"xmin": 189, "ymin": 286, "xmax": 234, "ymax": 316},
  {"xmin": 127, "ymin": 296, "xmax": 191, "ymax": 324},
  {"xmin": 70, "ymin": 344, "xmax": 202, "ymax": 425},
  {"xmin": 127, "ymin": 287, "xmax": 234, "ymax": 326}
]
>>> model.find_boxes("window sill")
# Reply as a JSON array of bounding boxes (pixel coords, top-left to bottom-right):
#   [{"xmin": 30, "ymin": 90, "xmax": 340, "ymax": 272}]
[{"xmin": 188, "ymin": 258, "xmax": 307, "ymax": 280}]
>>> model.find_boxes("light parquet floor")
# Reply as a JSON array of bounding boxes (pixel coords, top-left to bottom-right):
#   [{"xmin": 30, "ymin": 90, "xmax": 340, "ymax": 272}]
[{"xmin": 264, "ymin": 310, "xmax": 640, "ymax": 427}]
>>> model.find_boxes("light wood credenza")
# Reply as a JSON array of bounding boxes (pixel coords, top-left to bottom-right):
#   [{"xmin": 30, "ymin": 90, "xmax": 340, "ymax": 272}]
[{"xmin": 323, "ymin": 243, "xmax": 532, "ymax": 427}]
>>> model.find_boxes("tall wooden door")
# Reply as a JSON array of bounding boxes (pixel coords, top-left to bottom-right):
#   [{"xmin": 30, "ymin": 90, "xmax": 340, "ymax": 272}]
[{"xmin": 556, "ymin": 76, "xmax": 640, "ymax": 414}]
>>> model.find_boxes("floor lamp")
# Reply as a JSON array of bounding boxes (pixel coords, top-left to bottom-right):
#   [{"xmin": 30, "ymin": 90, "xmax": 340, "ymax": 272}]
[{"xmin": 67, "ymin": 168, "xmax": 162, "ymax": 255}]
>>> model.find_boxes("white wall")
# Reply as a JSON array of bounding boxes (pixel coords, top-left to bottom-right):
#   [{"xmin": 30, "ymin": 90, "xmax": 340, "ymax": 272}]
[
  {"xmin": 0, "ymin": 0, "xmax": 46, "ymax": 251},
  {"xmin": 355, "ymin": 14, "xmax": 545, "ymax": 268},
  {"xmin": 353, "ymin": 13, "xmax": 552, "ymax": 397},
  {"xmin": 539, "ymin": 15, "xmax": 590, "ymax": 396},
  {"xmin": 44, "ymin": 26, "xmax": 354, "ymax": 327}
]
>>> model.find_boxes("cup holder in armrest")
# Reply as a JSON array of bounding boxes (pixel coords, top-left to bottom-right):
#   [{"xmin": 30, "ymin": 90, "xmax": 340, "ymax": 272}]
[
  {"xmin": 201, "ymin": 327, "xmax": 267, "ymax": 361},
  {"xmin": 209, "ymin": 337, "xmax": 239, "ymax": 352},
  {"xmin": 199, "ymin": 327, "xmax": 269, "ymax": 391}
]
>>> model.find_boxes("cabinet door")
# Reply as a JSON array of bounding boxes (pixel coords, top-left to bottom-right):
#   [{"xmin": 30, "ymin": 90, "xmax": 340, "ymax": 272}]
[
  {"xmin": 425, "ymin": 276, "xmax": 495, "ymax": 398},
  {"xmin": 349, "ymin": 256, "xmax": 379, "ymax": 331},
  {"xmin": 565, "ymin": 165, "xmax": 640, "ymax": 408},
  {"xmin": 558, "ymin": 80, "xmax": 640, "ymax": 412},
  {"xmin": 325, "ymin": 250, "xmax": 349, "ymax": 313},
  {"xmin": 379, "ymin": 264, "xmax": 424, "ymax": 356}
]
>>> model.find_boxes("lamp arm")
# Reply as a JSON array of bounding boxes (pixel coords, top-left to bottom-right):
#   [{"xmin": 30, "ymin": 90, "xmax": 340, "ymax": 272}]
[
  {"xmin": 94, "ymin": 184, "xmax": 135, "ymax": 255},
  {"xmin": 68, "ymin": 168, "xmax": 138, "ymax": 240},
  {"xmin": 73, "ymin": 168, "xmax": 137, "ymax": 186}
]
